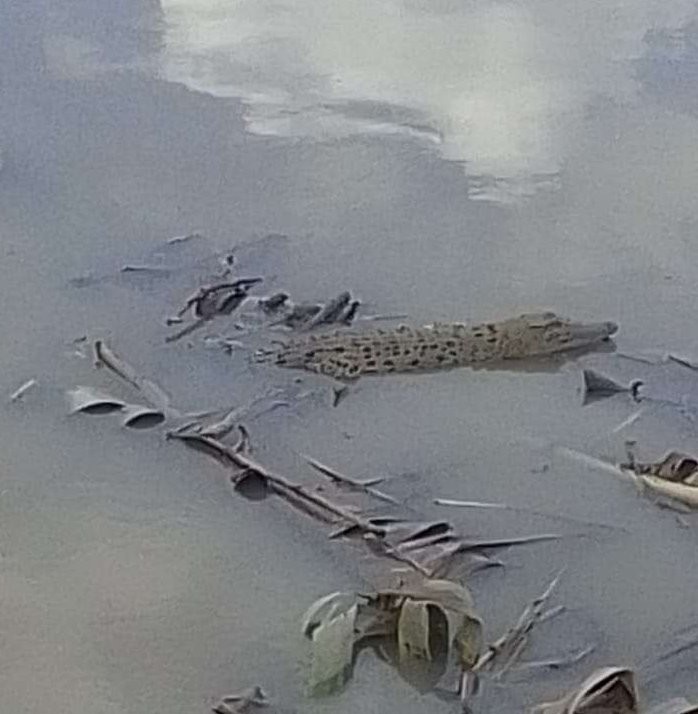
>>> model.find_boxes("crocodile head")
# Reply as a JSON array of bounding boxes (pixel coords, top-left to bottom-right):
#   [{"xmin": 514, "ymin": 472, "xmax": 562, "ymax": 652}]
[{"xmin": 510, "ymin": 312, "xmax": 618, "ymax": 356}]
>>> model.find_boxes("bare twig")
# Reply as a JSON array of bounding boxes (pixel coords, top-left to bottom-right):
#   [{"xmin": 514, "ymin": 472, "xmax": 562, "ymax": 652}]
[
  {"xmin": 170, "ymin": 431, "xmax": 388, "ymax": 537},
  {"xmin": 359, "ymin": 313, "xmax": 409, "ymax": 322},
  {"xmin": 165, "ymin": 318, "xmax": 209, "ymax": 343},
  {"xmin": 472, "ymin": 570, "xmax": 564, "ymax": 677},
  {"xmin": 9, "ymin": 378, "xmax": 38, "ymax": 402},
  {"xmin": 434, "ymin": 498, "xmax": 623, "ymax": 532},
  {"xmin": 667, "ymin": 353, "xmax": 698, "ymax": 371},
  {"xmin": 302, "ymin": 454, "xmax": 399, "ymax": 505},
  {"xmin": 94, "ymin": 340, "xmax": 174, "ymax": 414},
  {"xmin": 508, "ymin": 644, "xmax": 595, "ymax": 678},
  {"xmin": 554, "ymin": 446, "xmax": 636, "ymax": 482},
  {"xmin": 166, "ymin": 278, "xmax": 262, "ymax": 343}
]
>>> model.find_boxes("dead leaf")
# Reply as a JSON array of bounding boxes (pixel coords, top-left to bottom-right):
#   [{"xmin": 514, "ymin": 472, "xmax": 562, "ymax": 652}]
[
  {"xmin": 94, "ymin": 340, "xmax": 173, "ymax": 412},
  {"xmin": 582, "ymin": 369, "xmax": 626, "ymax": 397},
  {"xmin": 474, "ymin": 570, "xmax": 563, "ymax": 680},
  {"xmin": 530, "ymin": 666, "xmax": 638, "ymax": 714},
  {"xmin": 66, "ymin": 385, "xmax": 125, "ymax": 415},
  {"xmin": 121, "ymin": 403, "xmax": 166, "ymax": 429},
  {"xmin": 635, "ymin": 453, "xmax": 698, "ymax": 482}
]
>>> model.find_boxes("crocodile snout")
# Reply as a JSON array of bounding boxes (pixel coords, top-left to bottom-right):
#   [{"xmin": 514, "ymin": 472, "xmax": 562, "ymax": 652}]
[
  {"xmin": 568, "ymin": 320, "xmax": 618, "ymax": 346},
  {"xmin": 603, "ymin": 321, "xmax": 619, "ymax": 338}
]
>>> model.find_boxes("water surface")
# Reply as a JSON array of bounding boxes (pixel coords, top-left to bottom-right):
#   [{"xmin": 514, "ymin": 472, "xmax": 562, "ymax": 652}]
[{"xmin": 3, "ymin": 1, "xmax": 698, "ymax": 712}]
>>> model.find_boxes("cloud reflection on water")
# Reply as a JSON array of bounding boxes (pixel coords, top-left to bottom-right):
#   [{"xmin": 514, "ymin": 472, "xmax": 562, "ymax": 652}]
[{"xmin": 159, "ymin": 0, "xmax": 697, "ymax": 201}]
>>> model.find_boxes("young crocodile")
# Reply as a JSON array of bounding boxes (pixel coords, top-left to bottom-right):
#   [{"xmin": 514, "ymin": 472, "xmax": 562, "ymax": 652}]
[{"xmin": 259, "ymin": 312, "xmax": 618, "ymax": 379}]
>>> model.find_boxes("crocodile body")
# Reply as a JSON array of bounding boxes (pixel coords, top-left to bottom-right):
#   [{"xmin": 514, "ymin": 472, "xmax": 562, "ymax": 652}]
[{"xmin": 260, "ymin": 312, "xmax": 618, "ymax": 379}]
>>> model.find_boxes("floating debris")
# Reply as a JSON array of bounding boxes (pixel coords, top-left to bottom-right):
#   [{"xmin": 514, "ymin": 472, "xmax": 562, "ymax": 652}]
[
  {"xmin": 165, "ymin": 231, "xmax": 204, "ymax": 246},
  {"xmin": 464, "ymin": 571, "xmax": 567, "ymax": 699},
  {"xmin": 119, "ymin": 264, "xmax": 171, "ymax": 275},
  {"xmin": 341, "ymin": 299, "xmax": 361, "ymax": 324},
  {"xmin": 94, "ymin": 340, "xmax": 172, "ymax": 413},
  {"xmin": 434, "ymin": 497, "xmax": 622, "ymax": 532},
  {"xmin": 258, "ymin": 292, "xmax": 289, "ymax": 313},
  {"xmin": 302, "ymin": 453, "xmax": 399, "ymax": 505},
  {"xmin": 612, "ymin": 408, "xmax": 647, "ymax": 434},
  {"xmin": 301, "ymin": 575, "xmax": 480, "ymax": 696},
  {"xmin": 359, "ymin": 312, "xmax": 410, "ymax": 322},
  {"xmin": 9, "ymin": 378, "xmax": 38, "ymax": 402},
  {"xmin": 331, "ymin": 385, "xmax": 349, "ymax": 407},
  {"xmin": 286, "ymin": 303, "xmax": 323, "ymax": 325},
  {"xmin": 66, "ymin": 385, "xmax": 126, "ymax": 415},
  {"xmin": 666, "ymin": 353, "xmax": 698, "ymax": 372},
  {"xmin": 212, "ymin": 685, "xmax": 269, "ymax": 713},
  {"xmin": 508, "ymin": 644, "xmax": 596, "ymax": 680},
  {"xmin": 166, "ymin": 277, "xmax": 263, "ymax": 343},
  {"xmin": 67, "ymin": 340, "xmax": 606, "ymax": 708},
  {"xmin": 307, "ymin": 602, "xmax": 358, "ymax": 696},
  {"xmin": 531, "ymin": 662, "xmax": 698, "ymax": 714},
  {"xmin": 531, "ymin": 666, "xmax": 638, "ymax": 714},
  {"xmin": 558, "ymin": 444, "xmax": 698, "ymax": 511},
  {"xmin": 267, "ymin": 291, "xmax": 362, "ymax": 331},
  {"xmin": 302, "ymin": 291, "xmax": 352, "ymax": 330},
  {"xmin": 624, "ymin": 451, "xmax": 698, "ymax": 509},
  {"xmin": 582, "ymin": 368, "xmax": 643, "ymax": 404},
  {"xmin": 120, "ymin": 403, "xmax": 166, "ymax": 429}
]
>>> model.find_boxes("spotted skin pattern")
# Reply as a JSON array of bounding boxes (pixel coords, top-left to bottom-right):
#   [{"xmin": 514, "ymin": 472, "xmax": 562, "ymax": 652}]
[{"xmin": 260, "ymin": 312, "xmax": 618, "ymax": 380}]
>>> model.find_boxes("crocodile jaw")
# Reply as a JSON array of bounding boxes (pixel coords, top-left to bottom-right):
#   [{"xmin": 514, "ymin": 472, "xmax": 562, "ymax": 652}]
[{"xmin": 566, "ymin": 320, "xmax": 618, "ymax": 350}]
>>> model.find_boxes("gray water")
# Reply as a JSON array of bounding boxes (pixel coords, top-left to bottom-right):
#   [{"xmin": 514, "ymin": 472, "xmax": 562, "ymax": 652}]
[{"xmin": 3, "ymin": 1, "xmax": 698, "ymax": 712}]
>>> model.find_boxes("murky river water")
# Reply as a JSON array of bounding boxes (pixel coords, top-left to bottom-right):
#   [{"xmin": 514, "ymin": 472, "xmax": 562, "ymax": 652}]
[{"xmin": 3, "ymin": 1, "xmax": 698, "ymax": 712}]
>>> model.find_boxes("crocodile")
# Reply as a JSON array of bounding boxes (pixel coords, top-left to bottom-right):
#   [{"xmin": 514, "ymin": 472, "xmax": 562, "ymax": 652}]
[{"xmin": 258, "ymin": 312, "xmax": 618, "ymax": 379}]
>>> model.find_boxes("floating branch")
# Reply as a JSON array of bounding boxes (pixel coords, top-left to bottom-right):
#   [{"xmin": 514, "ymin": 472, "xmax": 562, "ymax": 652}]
[
  {"xmin": 9, "ymin": 378, "xmax": 38, "ymax": 402},
  {"xmin": 166, "ymin": 277, "xmax": 263, "ymax": 343},
  {"xmin": 301, "ymin": 453, "xmax": 399, "ymax": 505},
  {"xmin": 462, "ymin": 570, "xmax": 566, "ymax": 700}
]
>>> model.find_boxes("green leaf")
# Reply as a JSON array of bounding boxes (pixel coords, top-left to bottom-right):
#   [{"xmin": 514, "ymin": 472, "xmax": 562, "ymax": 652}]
[
  {"xmin": 397, "ymin": 599, "xmax": 433, "ymax": 662},
  {"xmin": 453, "ymin": 611, "xmax": 484, "ymax": 670},
  {"xmin": 300, "ymin": 591, "xmax": 356, "ymax": 639},
  {"xmin": 307, "ymin": 603, "xmax": 358, "ymax": 696},
  {"xmin": 355, "ymin": 601, "xmax": 398, "ymax": 642}
]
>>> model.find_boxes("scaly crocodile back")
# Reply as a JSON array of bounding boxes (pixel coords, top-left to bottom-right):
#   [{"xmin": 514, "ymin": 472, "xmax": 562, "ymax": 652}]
[{"xmin": 260, "ymin": 312, "xmax": 617, "ymax": 379}]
